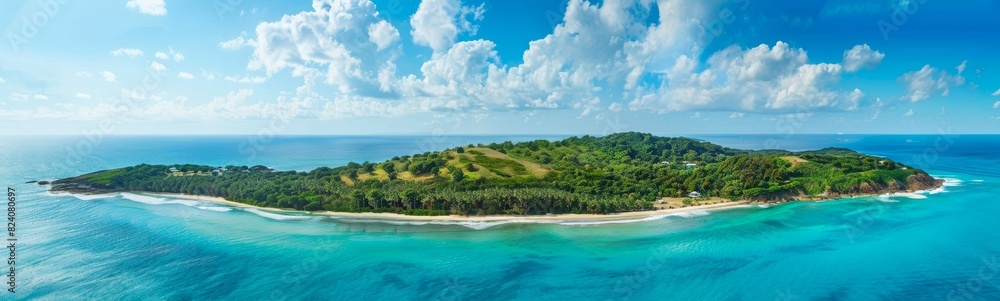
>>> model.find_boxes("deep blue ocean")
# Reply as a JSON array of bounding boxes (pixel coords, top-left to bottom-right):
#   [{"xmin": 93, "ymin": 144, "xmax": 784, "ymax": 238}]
[{"xmin": 1, "ymin": 134, "xmax": 998, "ymax": 300}]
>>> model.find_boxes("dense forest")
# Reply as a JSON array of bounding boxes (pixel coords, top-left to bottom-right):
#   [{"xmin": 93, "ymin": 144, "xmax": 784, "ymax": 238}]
[{"xmin": 52, "ymin": 132, "xmax": 940, "ymax": 215}]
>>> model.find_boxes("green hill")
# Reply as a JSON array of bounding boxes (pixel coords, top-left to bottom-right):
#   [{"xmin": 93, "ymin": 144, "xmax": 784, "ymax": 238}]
[{"xmin": 51, "ymin": 132, "xmax": 941, "ymax": 216}]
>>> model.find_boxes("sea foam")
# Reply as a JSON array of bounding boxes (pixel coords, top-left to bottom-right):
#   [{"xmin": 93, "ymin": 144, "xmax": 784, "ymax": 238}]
[
  {"xmin": 118, "ymin": 193, "xmax": 236, "ymax": 212},
  {"xmin": 669, "ymin": 210, "xmax": 711, "ymax": 218},
  {"xmin": 120, "ymin": 193, "xmax": 168, "ymax": 205},
  {"xmin": 335, "ymin": 214, "xmax": 690, "ymax": 229},
  {"xmin": 927, "ymin": 186, "xmax": 947, "ymax": 194},
  {"xmin": 195, "ymin": 206, "xmax": 233, "ymax": 212},
  {"xmin": 243, "ymin": 208, "xmax": 313, "ymax": 221},
  {"xmin": 446, "ymin": 220, "xmax": 555, "ymax": 230},
  {"xmin": 335, "ymin": 218, "xmax": 558, "ymax": 230},
  {"xmin": 334, "ymin": 205, "xmax": 731, "ymax": 229},
  {"xmin": 558, "ymin": 215, "xmax": 670, "ymax": 226},
  {"xmin": 877, "ymin": 195, "xmax": 900, "ymax": 203},
  {"xmin": 928, "ymin": 178, "xmax": 963, "ymax": 194},
  {"xmin": 560, "ymin": 209, "xmax": 712, "ymax": 226},
  {"xmin": 354, "ymin": 215, "xmax": 677, "ymax": 229},
  {"xmin": 942, "ymin": 178, "xmax": 963, "ymax": 186},
  {"xmin": 882, "ymin": 192, "xmax": 928, "ymax": 200},
  {"xmin": 878, "ymin": 176, "xmax": 962, "ymax": 199},
  {"xmin": 163, "ymin": 199, "xmax": 201, "ymax": 207},
  {"xmin": 69, "ymin": 193, "xmax": 120, "ymax": 201}
]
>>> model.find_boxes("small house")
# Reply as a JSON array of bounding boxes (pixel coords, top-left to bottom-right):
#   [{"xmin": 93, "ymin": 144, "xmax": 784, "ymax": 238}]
[
  {"xmin": 168, "ymin": 167, "xmax": 179, "ymax": 172},
  {"xmin": 688, "ymin": 191, "xmax": 701, "ymax": 198},
  {"xmin": 685, "ymin": 163, "xmax": 697, "ymax": 169}
]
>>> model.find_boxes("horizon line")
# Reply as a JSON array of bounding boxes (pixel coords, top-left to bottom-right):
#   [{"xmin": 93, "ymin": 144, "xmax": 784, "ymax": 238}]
[{"xmin": 2, "ymin": 133, "xmax": 995, "ymax": 137}]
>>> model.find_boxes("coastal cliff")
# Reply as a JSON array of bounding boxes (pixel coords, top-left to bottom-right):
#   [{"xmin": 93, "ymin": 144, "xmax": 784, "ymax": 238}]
[{"xmin": 747, "ymin": 172, "xmax": 943, "ymax": 203}]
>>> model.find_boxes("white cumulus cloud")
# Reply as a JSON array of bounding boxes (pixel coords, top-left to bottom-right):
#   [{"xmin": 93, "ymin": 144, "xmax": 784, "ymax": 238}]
[
  {"xmin": 368, "ymin": 20, "xmax": 400, "ymax": 51},
  {"xmin": 414, "ymin": 40, "xmax": 501, "ymax": 104},
  {"xmin": 629, "ymin": 42, "xmax": 861, "ymax": 113},
  {"xmin": 234, "ymin": 0, "xmax": 873, "ymax": 120},
  {"xmin": 898, "ymin": 62, "xmax": 966, "ymax": 102},
  {"xmin": 151, "ymin": 61, "xmax": 167, "ymax": 72},
  {"xmin": 101, "ymin": 71, "xmax": 117, "ymax": 82},
  {"xmin": 121, "ymin": 88, "xmax": 147, "ymax": 100},
  {"xmin": 9, "ymin": 93, "xmax": 29, "ymax": 102},
  {"xmin": 111, "ymin": 48, "xmax": 144, "ymax": 57},
  {"xmin": 608, "ymin": 102, "xmax": 623, "ymax": 112},
  {"xmin": 248, "ymin": 0, "xmax": 403, "ymax": 96},
  {"xmin": 178, "ymin": 72, "xmax": 195, "ymax": 79},
  {"xmin": 157, "ymin": 49, "xmax": 184, "ymax": 62},
  {"xmin": 842, "ymin": 44, "xmax": 885, "ymax": 72},
  {"xmin": 220, "ymin": 32, "xmax": 257, "ymax": 50},
  {"xmin": 224, "ymin": 76, "xmax": 266, "ymax": 84},
  {"xmin": 410, "ymin": 0, "xmax": 485, "ymax": 52},
  {"xmin": 126, "ymin": 0, "xmax": 167, "ymax": 16}
]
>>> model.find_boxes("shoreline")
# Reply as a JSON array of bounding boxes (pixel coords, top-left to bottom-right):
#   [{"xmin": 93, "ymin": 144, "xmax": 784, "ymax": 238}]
[
  {"xmin": 51, "ymin": 177, "xmax": 948, "ymax": 224},
  {"xmin": 134, "ymin": 192, "xmax": 751, "ymax": 223}
]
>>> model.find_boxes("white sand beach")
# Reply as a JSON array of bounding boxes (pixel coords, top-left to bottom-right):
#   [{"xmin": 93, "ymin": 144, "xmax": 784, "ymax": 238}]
[{"xmin": 144, "ymin": 192, "xmax": 748, "ymax": 223}]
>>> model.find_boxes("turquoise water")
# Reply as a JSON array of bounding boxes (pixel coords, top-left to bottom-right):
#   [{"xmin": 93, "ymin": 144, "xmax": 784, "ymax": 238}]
[{"xmin": 2, "ymin": 135, "xmax": 999, "ymax": 300}]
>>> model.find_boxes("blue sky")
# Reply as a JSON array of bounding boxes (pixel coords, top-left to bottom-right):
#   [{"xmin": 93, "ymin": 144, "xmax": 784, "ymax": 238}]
[{"xmin": 1, "ymin": 0, "xmax": 999, "ymax": 135}]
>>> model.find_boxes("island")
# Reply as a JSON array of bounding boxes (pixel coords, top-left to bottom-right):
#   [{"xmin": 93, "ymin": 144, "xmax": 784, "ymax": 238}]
[{"xmin": 50, "ymin": 132, "xmax": 943, "ymax": 216}]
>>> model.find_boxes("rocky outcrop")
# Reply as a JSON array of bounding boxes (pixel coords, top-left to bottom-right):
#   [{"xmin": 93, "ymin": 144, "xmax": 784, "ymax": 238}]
[
  {"xmin": 50, "ymin": 177, "xmax": 118, "ymax": 194},
  {"xmin": 746, "ymin": 189, "xmax": 809, "ymax": 203},
  {"xmin": 906, "ymin": 173, "xmax": 943, "ymax": 191},
  {"xmin": 749, "ymin": 171, "xmax": 944, "ymax": 204}
]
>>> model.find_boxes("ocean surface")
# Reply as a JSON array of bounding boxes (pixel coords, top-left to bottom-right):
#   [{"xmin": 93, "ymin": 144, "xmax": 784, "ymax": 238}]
[{"xmin": 2, "ymin": 134, "xmax": 999, "ymax": 300}]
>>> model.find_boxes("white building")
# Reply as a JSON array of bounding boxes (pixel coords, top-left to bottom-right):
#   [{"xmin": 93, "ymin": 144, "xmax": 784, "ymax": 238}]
[{"xmin": 688, "ymin": 191, "xmax": 701, "ymax": 198}]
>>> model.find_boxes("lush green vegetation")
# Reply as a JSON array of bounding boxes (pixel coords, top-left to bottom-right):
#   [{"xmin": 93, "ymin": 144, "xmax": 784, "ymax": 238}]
[{"xmin": 53, "ymin": 132, "xmax": 936, "ymax": 215}]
